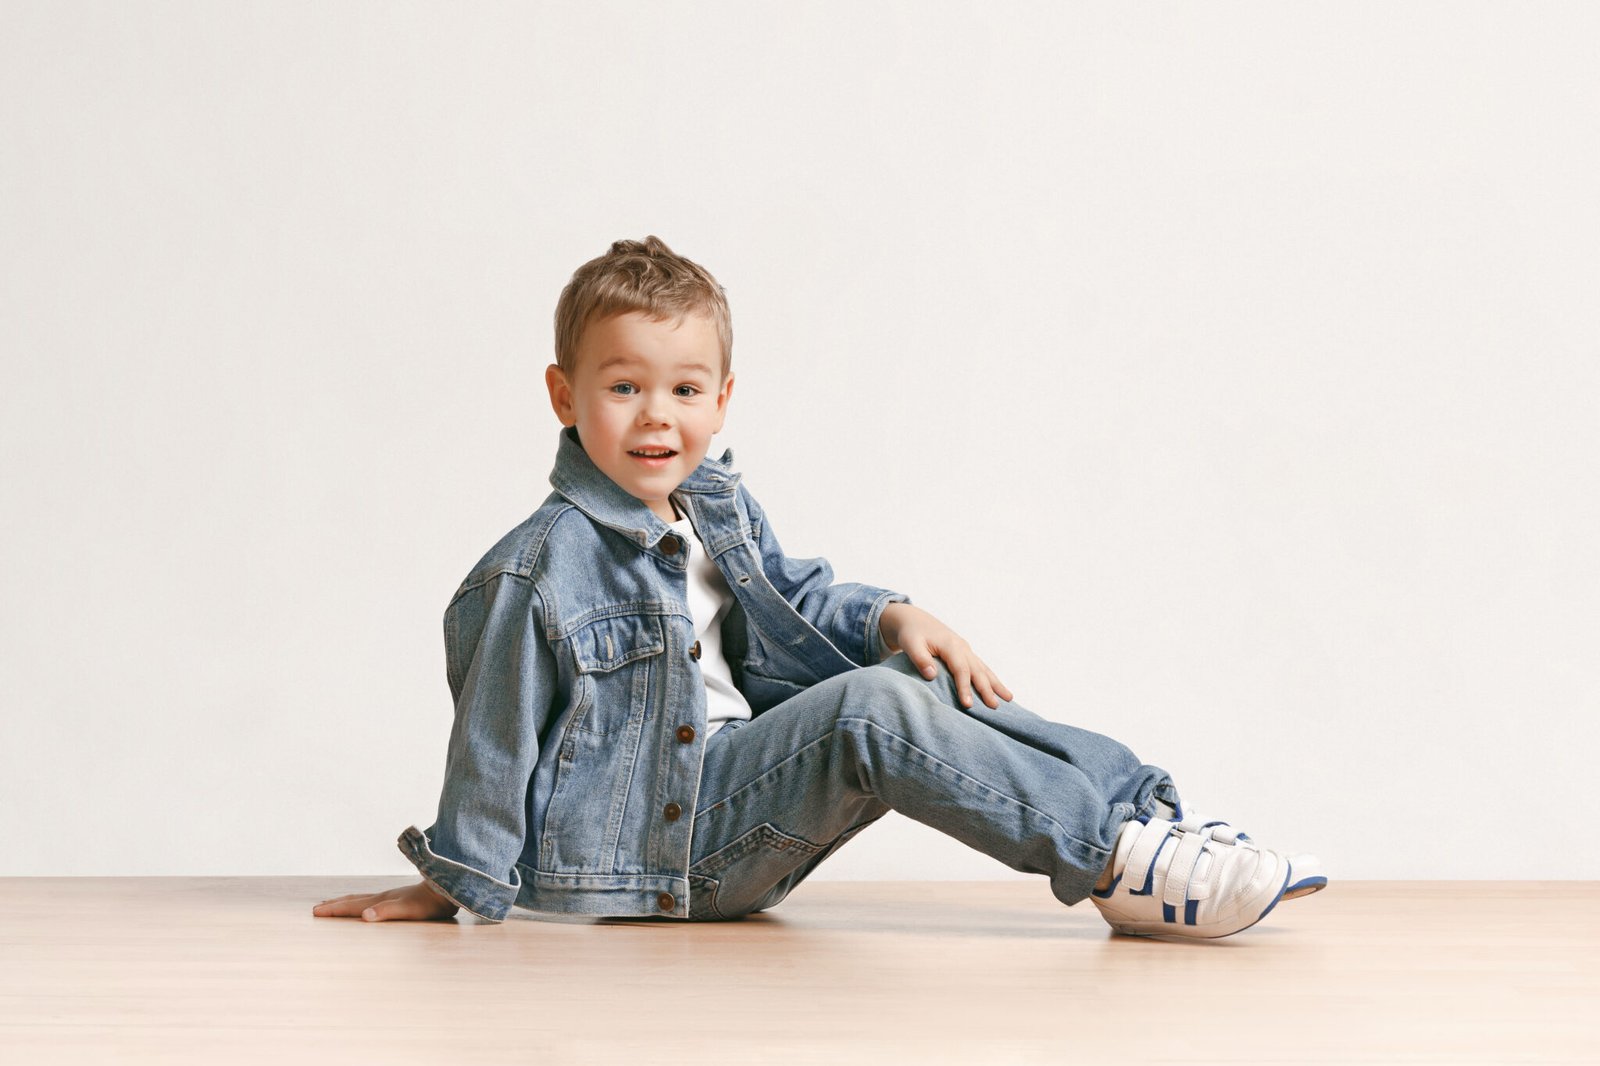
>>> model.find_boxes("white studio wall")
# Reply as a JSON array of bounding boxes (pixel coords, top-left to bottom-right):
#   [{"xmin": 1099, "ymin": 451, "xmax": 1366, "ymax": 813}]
[{"xmin": 2, "ymin": 1, "xmax": 1595, "ymax": 883}]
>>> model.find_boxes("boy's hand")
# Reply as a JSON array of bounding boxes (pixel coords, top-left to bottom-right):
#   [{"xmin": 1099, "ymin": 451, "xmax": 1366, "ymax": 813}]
[
  {"xmin": 879, "ymin": 602, "xmax": 1014, "ymax": 710},
  {"xmin": 311, "ymin": 879, "xmax": 461, "ymax": 922}
]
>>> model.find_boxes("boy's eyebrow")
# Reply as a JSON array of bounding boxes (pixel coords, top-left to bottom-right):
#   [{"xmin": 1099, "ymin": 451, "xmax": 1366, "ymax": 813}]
[{"xmin": 596, "ymin": 355, "xmax": 715, "ymax": 376}]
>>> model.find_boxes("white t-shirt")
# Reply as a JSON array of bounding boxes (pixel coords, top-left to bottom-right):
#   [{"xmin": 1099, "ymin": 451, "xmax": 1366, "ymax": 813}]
[{"xmin": 666, "ymin": 500, "xmax": 753, "ymax": 737}]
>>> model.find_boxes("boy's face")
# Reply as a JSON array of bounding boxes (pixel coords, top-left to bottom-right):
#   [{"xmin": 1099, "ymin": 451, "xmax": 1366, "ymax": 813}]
[{"xmin": 545, "ymin": 310, "xmax": 734, "ymax": 524}]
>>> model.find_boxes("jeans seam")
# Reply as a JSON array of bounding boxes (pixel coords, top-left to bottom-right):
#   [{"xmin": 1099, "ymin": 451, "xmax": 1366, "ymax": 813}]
[
  {"xmin": 835, "ymin": 716, "xmax": 1113, "ymax": 861},
  {"xmin": 687, "ymin": 872, "xmax": 727, "ymax": 921},
  {"xmin": 692, "ymin": 728, "xmax": 837, "ymax": 821}
]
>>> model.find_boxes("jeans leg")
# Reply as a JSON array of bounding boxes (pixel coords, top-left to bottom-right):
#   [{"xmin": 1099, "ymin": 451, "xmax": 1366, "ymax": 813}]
[{"xmin": 687, "ymin": 651, "xmax": 1181, "ymax": 920}]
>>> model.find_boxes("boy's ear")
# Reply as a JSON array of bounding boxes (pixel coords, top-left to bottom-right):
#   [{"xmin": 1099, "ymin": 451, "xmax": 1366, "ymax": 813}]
[
  {"xmin": 713, "ymin": 371, "xmax": 735, "ymax": 433},
  {"xmin": 545, "ymin": 364, "xmax": 576, "ymax": 427}
]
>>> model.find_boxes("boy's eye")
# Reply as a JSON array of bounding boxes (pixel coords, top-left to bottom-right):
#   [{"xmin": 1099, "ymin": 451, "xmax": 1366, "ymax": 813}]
[{"xmin": 609, "ymin": 383, "xmax": 701, "ymax": 397}]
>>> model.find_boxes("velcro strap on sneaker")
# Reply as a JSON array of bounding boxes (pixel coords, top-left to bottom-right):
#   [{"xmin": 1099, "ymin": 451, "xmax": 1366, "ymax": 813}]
[
  {"xmin": 1184, "ymin": 848, "xmax": 1216, "ymax": 900},
  {"xmin": 1124, "ymin": 818, "xmax": 1176, "ymax": 895},
  {"xmin": 1161, "ymin": 825, "xmax": 1213, "ymax": 909}
]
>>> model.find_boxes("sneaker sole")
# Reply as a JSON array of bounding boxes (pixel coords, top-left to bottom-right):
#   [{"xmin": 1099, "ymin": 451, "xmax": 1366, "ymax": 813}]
[
  {"xmin": 1282, "ymin": 874, "xmax": 1328, "ymax": 901},
  {"xmin": 1282, "ymin": 853, "xmax": 1329, "ymax": 901}
]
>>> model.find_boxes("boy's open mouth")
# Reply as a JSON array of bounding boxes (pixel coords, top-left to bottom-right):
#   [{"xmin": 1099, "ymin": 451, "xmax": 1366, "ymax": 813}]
[{"xmin": 629, "ymin": 449, "xmax": 677, "ymax": 458}]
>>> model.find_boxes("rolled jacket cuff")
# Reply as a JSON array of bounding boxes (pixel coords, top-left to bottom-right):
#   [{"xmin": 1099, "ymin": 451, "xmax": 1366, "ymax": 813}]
[{"xmin": 396, "ymin": 824, "xmax": 518, "ymax": 923}]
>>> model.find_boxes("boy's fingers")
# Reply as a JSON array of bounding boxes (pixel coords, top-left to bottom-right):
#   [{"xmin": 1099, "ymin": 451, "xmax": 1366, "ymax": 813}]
[
  {"xmin": 975, "ymin": 661, "xmax": 1010, "ymax": 707},
  {"xmin": 365, "ymin": 892, "xmax": 425, "ymax": 921},
  {"xmin": 362, "ymin": 885, "xmax": 456, "ymax": 921},
  {"xmin": 944, "ymin": 657, "xmax": 972, "ymax": 707},
  {"xmin": 963, "ymin": 654, "xmax": 990, "ymax": 708},
  {"xmin": 906, "ymin": 637, "xmax": 937, "ymax": 679},
  {"xmin": 960, "ymin": 653, "xmax": 1005, "ymax": 708},
  {"xmin": 313, "ymin": 894, "xmax": 374, "ymax": 917},
  {"xmin": 313, "ymin": 884, "xmax": 438, "ymax": 919}
]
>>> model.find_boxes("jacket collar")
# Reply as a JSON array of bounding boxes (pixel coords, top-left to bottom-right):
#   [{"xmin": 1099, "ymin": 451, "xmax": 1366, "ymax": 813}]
[{"xmin": 548, "ymin": 425, "xmax": 742, "ymax": 547}]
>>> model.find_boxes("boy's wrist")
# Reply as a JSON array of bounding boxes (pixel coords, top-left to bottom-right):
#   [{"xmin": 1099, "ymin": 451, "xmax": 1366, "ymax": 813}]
[
  {"xmin": 419, "ymin": 878, "xmax": 455, "ymax": 906},
  {"xmin": 879, "ymin": 602, "xmax": 913, "ymax": 655}
]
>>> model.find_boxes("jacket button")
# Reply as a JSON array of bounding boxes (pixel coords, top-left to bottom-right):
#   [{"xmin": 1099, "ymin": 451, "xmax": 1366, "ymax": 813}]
[
  {"xmin": 690, "ymin": 640, "xmax": 701, "ymax": 660},
  {"xmin": 663, "ymin": 802, "xmax": 682, "ymax": 821},
  {"xmin": 676, "ymin": 725, "xmax": 696, "ymax": 743},
  {"xmin": 661, "ymin": 535, "xmax": 681, "ymax": 555},
  {"xmin": 657, "ymin": 892, "xmax": 675, "ymax": 911}
]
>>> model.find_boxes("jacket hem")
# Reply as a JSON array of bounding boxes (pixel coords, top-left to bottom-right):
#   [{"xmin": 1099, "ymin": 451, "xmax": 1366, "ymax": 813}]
[{"xmin": 513, "ymin": 866, "xmax": 695, "ymax": 919}]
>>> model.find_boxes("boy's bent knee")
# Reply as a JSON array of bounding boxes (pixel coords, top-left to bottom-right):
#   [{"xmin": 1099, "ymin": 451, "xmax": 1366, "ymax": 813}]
[
  {"xmin": 832, "ymin": 662, "xmax": 950, "ymax": 734},
  {"xmin": 875, "ymin": 650, "xmax": 967, "ymax": 709},
  {"xmin": 876, "ymin": 650, "xmax": 952, "ymax": 687},
  {"xmin": 841, "ymin": 659, "xmax": 928, "ymax": 704}
]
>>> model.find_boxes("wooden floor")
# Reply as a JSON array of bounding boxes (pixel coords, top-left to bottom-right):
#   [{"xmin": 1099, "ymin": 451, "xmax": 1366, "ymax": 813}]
[{"xmin": 1, "ymin": 878, "xmax": 1596, "ymax": 1064}]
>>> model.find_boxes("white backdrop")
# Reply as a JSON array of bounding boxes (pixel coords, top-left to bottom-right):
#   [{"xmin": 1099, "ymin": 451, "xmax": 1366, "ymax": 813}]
[{"xmin": 3, "ymin": 2, "xmax": 1595, "ymax": 885}]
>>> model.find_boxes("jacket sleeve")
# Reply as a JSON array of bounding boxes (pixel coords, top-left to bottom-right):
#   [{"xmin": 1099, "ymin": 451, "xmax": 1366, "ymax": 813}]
[
  {"xmin": 739, "ymin": 483, "xmax": 912, "ymax": 668},
  {"xmin": 396, "ymin": 571, "xmax": 555, "ymax": 922}
]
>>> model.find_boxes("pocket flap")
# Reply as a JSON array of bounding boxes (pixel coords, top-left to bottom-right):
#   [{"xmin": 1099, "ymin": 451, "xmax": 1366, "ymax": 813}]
[{"xmin": 571, "ymin": 614, "xmax": 666, "ymax": 674}]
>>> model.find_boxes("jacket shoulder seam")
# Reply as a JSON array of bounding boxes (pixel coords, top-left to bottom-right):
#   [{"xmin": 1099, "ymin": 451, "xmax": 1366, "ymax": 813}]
[{"xmin": 450, "ymin": 501, "xmax": 572, "ymax": 599}]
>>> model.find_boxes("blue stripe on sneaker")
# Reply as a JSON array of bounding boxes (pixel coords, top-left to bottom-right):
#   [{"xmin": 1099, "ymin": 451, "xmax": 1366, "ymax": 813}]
[
  {"xmin": 1163, "ymin": 903, "xmax": 1176, "ymax": 923},
  {"xmin": 1254, "ymin": 865, "xmax": 1293, "ymax": 924},
  {"xmin": 1134, "ymin": 851, "xmax": 1158, "ymax": 896},
  {"xmin": 1185, "ymin": 898, "xmax": 1198, "ymax": 924}
]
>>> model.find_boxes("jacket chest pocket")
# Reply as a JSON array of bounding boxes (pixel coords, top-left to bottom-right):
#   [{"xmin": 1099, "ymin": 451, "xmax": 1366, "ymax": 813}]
[{"xmin": 569, "ymin": 614, "xmax": 666, "ymax": 736}]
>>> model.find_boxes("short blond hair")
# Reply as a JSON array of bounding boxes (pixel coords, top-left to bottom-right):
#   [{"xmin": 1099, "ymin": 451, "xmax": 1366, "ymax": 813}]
[{"xmin": 553, "ymin": 236, "xmax": 733, "ymax": 384}]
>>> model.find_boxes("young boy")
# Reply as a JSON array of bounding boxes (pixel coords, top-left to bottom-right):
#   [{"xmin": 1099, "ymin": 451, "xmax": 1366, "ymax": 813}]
[{"xmin": 313, "ymin": 236, "xmax": 1327, "ymax": 939}]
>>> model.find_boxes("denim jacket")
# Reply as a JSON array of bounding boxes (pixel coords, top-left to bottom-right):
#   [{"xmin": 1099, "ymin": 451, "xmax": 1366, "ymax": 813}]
[{"xmin": 397, "ymin": 425, "xmax": 911, "ymax": 922}]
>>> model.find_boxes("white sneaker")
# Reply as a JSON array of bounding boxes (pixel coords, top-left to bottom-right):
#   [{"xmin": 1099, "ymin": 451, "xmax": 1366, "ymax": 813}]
[
  {"xmin": 1090, "ymin": 814, "xmax": 1296, "ymax": 939},
  {"xmin": 1163, "ymin": 802, "xmax": 1328, "ymax": 902}
]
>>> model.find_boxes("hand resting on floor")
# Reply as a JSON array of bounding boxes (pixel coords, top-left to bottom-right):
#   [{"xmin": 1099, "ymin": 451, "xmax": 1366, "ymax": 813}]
[{"xmin": 311, "ymin": 879, "xmax": 459, "ymax": 922}]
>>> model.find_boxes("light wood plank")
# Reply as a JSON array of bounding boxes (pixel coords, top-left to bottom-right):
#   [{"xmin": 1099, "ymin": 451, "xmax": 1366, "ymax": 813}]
[{"xmin": 1, "ymin": 878, "xmax": 1595, "ymax": 1064}]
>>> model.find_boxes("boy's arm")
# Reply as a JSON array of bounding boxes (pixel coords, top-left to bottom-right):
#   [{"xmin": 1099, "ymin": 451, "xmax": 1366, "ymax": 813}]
[
  {"xmin": 739, "ymin": 483, "xmax": 911, "ymax": 668},
  {"xmin": 395, "ymin": 571, "xmax": 556, "ymax": 923}
]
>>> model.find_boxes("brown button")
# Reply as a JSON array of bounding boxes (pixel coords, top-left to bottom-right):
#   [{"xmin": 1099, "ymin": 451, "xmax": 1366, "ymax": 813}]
[
  {"xmin": 657, "ymin": 892, "xmax": 675, "ymax": 911},
  {"xmin": 661, "ymin": 535, "xmax": 680, "ymax": 555},
  {"xmin": 676, "ymin": 725, "xmax": 696, "ymax": 743},
  {"xmin": 663, "ymin": 802, "xmax": 682, "ymax": 821},
  {"xmin": 690, "ymin": 640, "xmax": 701, "ymax": 660}
]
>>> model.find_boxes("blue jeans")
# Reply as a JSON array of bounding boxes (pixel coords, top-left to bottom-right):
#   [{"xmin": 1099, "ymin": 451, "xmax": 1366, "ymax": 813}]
[{"xmin": 681, "ymin": 650, "xmax": 1182, "ymax": 921}]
